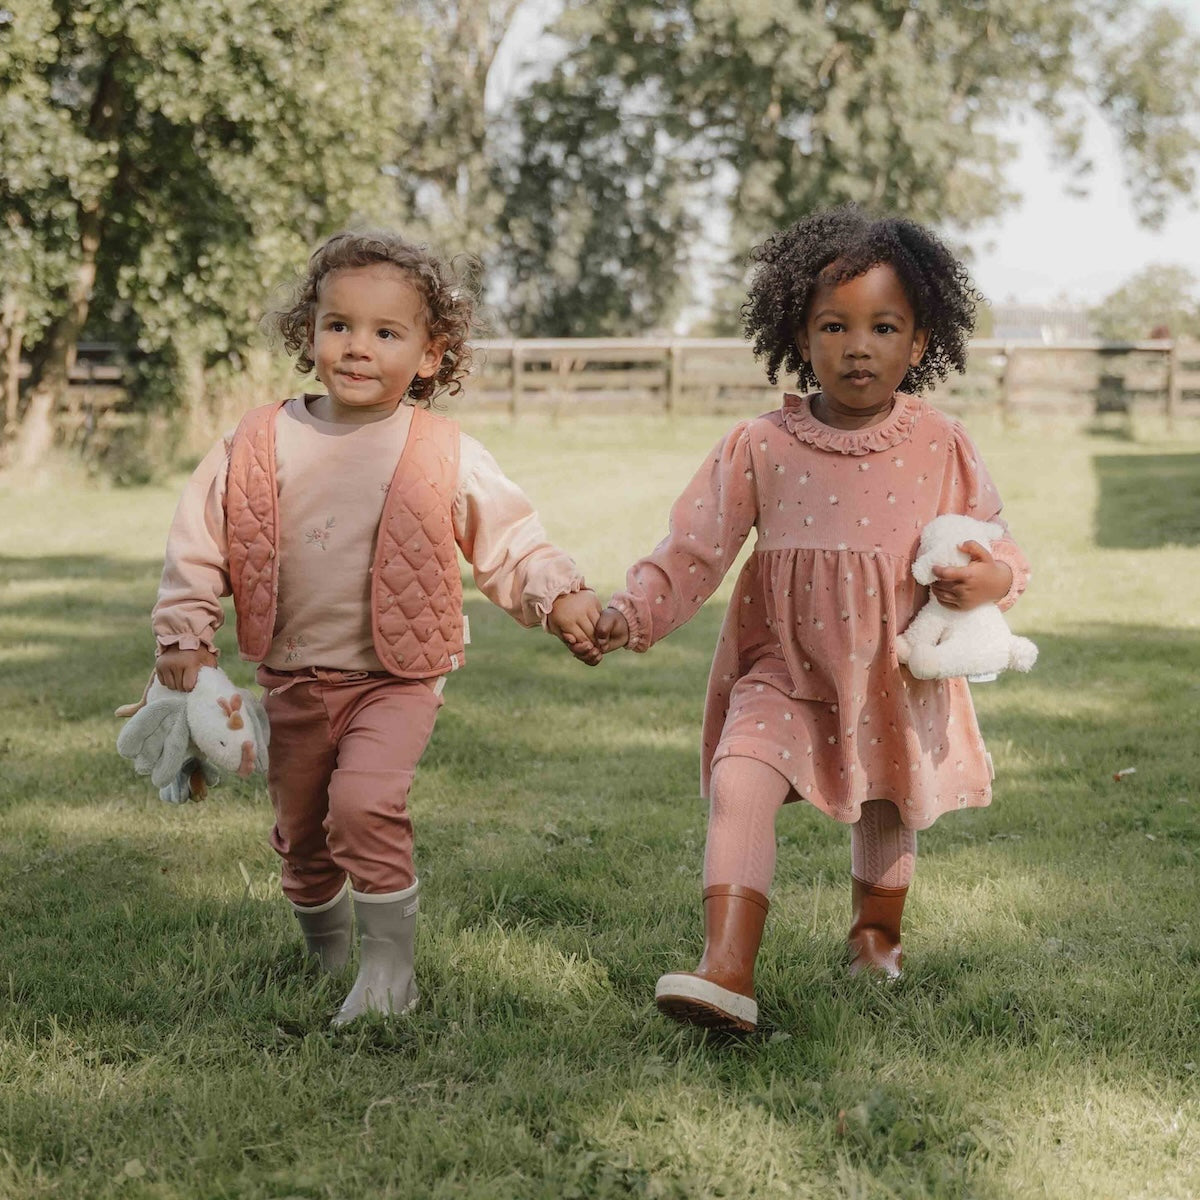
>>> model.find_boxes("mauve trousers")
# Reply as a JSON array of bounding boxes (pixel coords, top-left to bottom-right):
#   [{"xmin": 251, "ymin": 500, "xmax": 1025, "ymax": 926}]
[{"xmin": 256, "ymin": 666, "xmax": 443, "ymax": 906}]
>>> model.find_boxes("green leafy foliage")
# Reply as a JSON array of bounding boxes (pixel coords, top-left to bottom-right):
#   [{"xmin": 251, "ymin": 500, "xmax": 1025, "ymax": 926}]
[
  {"xmin": 1, "ymin": 0, "xmax": 422, "ymax": 445},
  {"xmin": 1089, "ymin": 264, "xmax": 1200, "ymax": 341},
  {"xmin": 499, "ymin": 0, "xmax": 1200, "ymax": 333},
  {"xmin": 6, "ymin": 0, "xmax": 1200, "ymax": 459}
]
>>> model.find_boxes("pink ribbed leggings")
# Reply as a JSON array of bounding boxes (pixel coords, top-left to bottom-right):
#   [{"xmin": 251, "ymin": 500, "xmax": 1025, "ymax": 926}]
[{"xmin": 704, "ymin": 756, "xmax": 916, "ymax": 893}]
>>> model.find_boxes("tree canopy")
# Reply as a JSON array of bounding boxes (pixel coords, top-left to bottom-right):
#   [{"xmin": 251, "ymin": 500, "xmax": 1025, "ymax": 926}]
[
  {"xmin": 496, "ymin": 0, "xmax": 1200, "ymax": 334},
  {"xmin": 1090, "ymin": 265, "xmax": 1200, "ymax": 341},
  {"xmin": 1, "ymin": 0, "xmax": 420, "ymax": 465},
  {"xmin": 4, "ymin": 0, "xmax": 1200, "ymax": 466}
]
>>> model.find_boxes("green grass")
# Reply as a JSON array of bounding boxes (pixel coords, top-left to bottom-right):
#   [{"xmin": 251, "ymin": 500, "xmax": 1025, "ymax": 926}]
[{"xmin": 1, "ymin": 414, "xmax": 1198, "ymax": 1198}]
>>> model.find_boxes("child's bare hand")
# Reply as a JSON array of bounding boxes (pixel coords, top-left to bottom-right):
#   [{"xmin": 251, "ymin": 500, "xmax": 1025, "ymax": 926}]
[
  {"xmin": 547, "ymin": 589, "xmax": 604, "ymax": 666},
  {"xmin": 155, "ymin": 647, "xmax": 217, "ymax": 692},
  {"xmin": 594, "ymin": 607, "xmax": 630, "ymax": 653},
  {"xmin": 931, "ymin": 541, "xmax": 1013, "ymax": 610}
]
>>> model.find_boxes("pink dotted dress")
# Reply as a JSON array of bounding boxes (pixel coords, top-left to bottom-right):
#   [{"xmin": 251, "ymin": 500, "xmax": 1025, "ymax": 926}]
[{"xmin": 610, "ymin": 392, "xmax": 1031, "ymax": 830}]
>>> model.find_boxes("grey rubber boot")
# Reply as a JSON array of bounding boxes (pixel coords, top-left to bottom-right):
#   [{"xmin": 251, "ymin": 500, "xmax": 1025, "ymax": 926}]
[
  {"xmin": 331, "ymin": 880, "xmax": 420, "ymax": 1026},
  {"xmin": 292, "ymin": 882, "xmax": 353, "ymax": 973}
]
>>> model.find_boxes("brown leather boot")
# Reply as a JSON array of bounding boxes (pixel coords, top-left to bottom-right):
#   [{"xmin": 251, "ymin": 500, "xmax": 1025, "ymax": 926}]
[
  {"xmin": 848, "ymin": 875, "xmax": 907, "ymax": 978},
  {"xmin": 655, "ymin": 884, "xmax": 769, "ymax": 1032}
]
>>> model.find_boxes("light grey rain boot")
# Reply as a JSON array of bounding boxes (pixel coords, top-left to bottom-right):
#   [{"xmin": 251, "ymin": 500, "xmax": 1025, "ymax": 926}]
[
  {"xmin": 292, "ymin": 882, "xmax": 353, "ymax": 973},
  {"xmin": 331, "ymin": 879, "xmax": 420, "ymax": 1027}
]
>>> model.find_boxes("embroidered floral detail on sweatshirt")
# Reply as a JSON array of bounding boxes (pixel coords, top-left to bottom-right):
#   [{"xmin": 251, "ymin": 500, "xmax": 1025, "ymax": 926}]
[
  {"xmin": 305, "ymin": 516, "xmax": 336, "ymax": 550},
  {"xmin": 283, "ymin": 633, "xmax": 307, "ymax": 663}
]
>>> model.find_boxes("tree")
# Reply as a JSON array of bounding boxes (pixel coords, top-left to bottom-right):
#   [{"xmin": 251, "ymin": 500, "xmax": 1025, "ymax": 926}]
[
  {"xmin": 1, "ymin": 0, "xmax": 423, "ymax": 469},
  {"xmin": 496, "ymin": 0, "xmax": 1200, "ymax": 334},
  {"xmin": 1089, "ymin": 265, "xmax": 1200, "ymax": 341},
  {"xmin": 492, "ymin": 65, "xmax": 699, "ymax": 335},
  {"xmin": 395, "ymin": 0, "xmax": 526, "ymax": 260}
]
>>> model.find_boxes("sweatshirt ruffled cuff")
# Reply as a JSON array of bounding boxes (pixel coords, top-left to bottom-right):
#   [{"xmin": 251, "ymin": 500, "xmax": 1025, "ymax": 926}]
[
  {"xmin": 155, "ymin": 633, "xmax": 219, "ymax": 657},
  {"xmin": 608, "ymin": 594, "xmax": 650, "ymax": 653},
  {"xmin": 534, "ymin": 572, "xmax": 589, "ymax": 630},
  {"xmin": 989, "ymin": 541, "xmax": 1030, "ymax": 612}
]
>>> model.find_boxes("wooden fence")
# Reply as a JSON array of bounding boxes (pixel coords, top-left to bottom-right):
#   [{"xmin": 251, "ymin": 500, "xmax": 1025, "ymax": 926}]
[
  {"xmin": 26, "ymin": 339, "xmax": 1200, "ymax": 447},
  {"xmin": 462, "ymin": 338, "xmax": 1200, "ymax": 422},
  {"xmin": 11, "ymin": 343, "xmax": 132, "ymax": 450}
]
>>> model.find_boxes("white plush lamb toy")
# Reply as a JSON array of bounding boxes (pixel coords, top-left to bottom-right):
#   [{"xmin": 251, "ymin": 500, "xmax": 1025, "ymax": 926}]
[
  {"xmin": 115, "ymin": 666, "xmax": 269, "ymax": 804},
  {"xmin": 895, "ymin": 514, "xmax": 1037, "ymax": 681}
]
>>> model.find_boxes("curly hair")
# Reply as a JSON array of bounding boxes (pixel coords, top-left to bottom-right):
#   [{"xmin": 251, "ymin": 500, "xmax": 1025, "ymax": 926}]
[
  {"xmin": 741, "ymin": 205, "xmax": 983, "ymax": 395},
  {"xmin": 269, "ymin": 231, "xmax": 477, "ymax": 407}
]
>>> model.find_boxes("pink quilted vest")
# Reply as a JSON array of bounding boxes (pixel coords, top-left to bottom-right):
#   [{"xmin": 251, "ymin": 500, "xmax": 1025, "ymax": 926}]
[{"xmin": 225, "ymin": 400, "xmax": 465, "ymax": 678}]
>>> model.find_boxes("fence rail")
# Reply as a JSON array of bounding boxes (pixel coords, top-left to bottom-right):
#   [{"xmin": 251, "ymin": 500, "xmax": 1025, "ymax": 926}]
[
  {"xmin": 465, "ymin": 337, "xmax": 1200, "ymax": 422},
  {"xmin": 30, "ymin": 338, "xmax": 1200, "ymax": 434}
]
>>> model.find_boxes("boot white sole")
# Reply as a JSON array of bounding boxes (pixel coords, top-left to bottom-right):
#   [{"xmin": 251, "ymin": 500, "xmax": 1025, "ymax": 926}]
[
  {"xmin": 331, "ymin": 989, "xmax": 418, "ymax": 1027},
  {"xmin": 655, "ymin": 972, "xmax": 757, "ymax": 1032}
]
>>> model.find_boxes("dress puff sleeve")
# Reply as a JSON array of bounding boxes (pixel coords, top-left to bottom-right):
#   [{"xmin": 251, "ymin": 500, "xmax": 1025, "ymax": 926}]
[
  {"xmin": 151, "ymin": 437, "xmax": 233, "ymax": 655},
  {"xmin": 939, "ymin": 422, "xmax": 1030, "ymax": 611},
  {"xmin": 453, "ymin": 434, "xmax": 588, "ymax": 628},
  {"xmin": 610, "ymin": 422, "xmax": 759, "ymax": 651}
]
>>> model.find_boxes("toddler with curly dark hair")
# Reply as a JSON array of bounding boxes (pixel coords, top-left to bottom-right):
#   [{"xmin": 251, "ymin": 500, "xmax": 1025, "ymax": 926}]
[
  {"xmin": 593, "ymin": 206, "xmax": 1032, "ymax": 1033},
  {"xmin": 148, "ymin": 230, "xmax": 601, "ymax": 1025}
]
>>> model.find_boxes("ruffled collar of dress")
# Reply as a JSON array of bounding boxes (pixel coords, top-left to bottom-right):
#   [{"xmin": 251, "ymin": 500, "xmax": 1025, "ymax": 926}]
[{"xmin": 780, "ymin": 391, "xmax": 922, "ymax": 455}]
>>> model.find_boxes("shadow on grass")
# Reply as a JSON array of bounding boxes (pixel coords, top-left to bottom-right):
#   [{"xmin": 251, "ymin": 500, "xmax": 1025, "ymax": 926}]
[
  {"xmin": 1, "ymin": 553, "xmax": 161, "ymax": 584},
  {"xmin": 1092, "ymin": 452, "xmax": 1200, "ymax": 547}
]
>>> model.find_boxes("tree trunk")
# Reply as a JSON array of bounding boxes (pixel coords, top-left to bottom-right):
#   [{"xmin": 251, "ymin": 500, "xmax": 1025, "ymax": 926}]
[
  {"xmin": 11, "ymin": 221, "xmax": 100, "ymax": 468},
  {"xmin": 13, "ymin": 55, "xmax": 122, "ymax": 469},
  {"xmin": 0, "ymin": 293, "xmax": 24, "ymax": 452}
]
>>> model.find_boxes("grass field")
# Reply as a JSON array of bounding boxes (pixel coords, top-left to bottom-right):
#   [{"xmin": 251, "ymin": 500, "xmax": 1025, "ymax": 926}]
[{"xmin": 1, "ymin": 412, "xmax": 1198, "ymax": 1198}]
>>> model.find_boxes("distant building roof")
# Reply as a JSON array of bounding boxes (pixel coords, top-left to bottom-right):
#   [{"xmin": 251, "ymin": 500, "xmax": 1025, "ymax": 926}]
[{"xmin": 990, "ymin": 304, "xmax": 1094, "ymax": 343}]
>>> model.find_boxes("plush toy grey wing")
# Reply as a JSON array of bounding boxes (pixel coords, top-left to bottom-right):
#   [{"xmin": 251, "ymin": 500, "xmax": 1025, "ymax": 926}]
[
  {"xmin": 116, "ymin": 697, "xmax": 192, "ymax": 788},
  {"xmin": 240, "ymin": 690, "xmax": 271, "ymax": 774}
]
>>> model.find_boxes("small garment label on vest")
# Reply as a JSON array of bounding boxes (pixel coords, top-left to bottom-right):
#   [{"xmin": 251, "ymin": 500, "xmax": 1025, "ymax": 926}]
[
  {"xmin": 433, "ymin": 676, "xmax": 446, "ymax": 696},
  {"xmin": 462, "ymin": 615, "xmax": 471, "ymax": 644}
]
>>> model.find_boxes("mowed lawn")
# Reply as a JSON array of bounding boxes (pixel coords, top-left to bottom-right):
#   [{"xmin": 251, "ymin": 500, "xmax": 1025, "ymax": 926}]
[{"xmin": 1, "ymin": 410, "xmax": 1198, "ymax": 1199}]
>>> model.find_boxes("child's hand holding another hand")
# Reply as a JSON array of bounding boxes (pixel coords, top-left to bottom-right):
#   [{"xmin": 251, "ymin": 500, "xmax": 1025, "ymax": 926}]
[
  {"xmin": 930, "ymin": 541, "xmax": 1013, "ymax": 611},
  {"xmin": 547, "ymin": 590, "xmax": 604, "ymax": 665},
  {"xmin": 593, "ymin": 607, "xmax": 630, "ymax": 654}
]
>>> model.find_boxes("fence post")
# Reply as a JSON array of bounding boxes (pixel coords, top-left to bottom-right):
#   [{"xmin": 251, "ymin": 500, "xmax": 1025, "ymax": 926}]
[
  {"xmin": 1000, "ymin": 343, "xmax": 1015, "ymax": 425},
  {"xmin": 509, "ymin": 342, "xmax": 523, "ymax": 419},
  {"xmin": 666, "ymin": 341, "xmax": 681, "ymax": 414},
  {"xmin": 1166, "ymin": 340, "xmax": 1180, "ymax": 430},
  {"xmin": 552, "ymin": 353, "xmax": 572, "ymax": 423}
]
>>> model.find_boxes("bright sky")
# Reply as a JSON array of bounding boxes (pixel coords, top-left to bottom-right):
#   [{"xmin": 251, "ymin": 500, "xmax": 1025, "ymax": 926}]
[
  {"xmin": 966, "ymin": 26, "xmax": 1200, "ymax": 305},
  {"xmin": 495, "ymin": 0, "xmax": 1200, "ymax": 310},
  {"xmin": 965, "ymin": 116, "xmax": 1200, "ymax": 307}
]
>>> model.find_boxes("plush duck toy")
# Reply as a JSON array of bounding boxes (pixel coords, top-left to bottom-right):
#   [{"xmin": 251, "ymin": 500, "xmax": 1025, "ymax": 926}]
[
  {"xmin": 116, "ymin": 666, "xmax": 269, "ymax": 804},
  {"xmin": 895, "ymin": 514, "xmax": 1038, "ymax": 682}
]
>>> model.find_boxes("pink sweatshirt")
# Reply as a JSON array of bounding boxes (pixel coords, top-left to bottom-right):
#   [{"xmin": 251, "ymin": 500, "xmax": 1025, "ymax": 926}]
[{"xmin": 153, "ymin": 397, "xmax": 586, "ymax": 671}]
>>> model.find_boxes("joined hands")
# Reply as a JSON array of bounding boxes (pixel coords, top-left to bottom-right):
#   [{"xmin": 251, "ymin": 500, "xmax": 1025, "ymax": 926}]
[
  {"xmin": 547, "ymin": 594, "xmax": 633, "ymax": 666},
  {"xmin": 547, "ymin": 590, "xmax": 605, "ymax": 665}
]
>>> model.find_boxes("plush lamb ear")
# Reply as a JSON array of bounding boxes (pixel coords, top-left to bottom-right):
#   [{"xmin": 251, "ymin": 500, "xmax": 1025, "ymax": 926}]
[
  {"xmin": 116, "ymin": 697, "xmax": 191, "ymax": 788},
  {"xmin": 979, "ymin": 520, "xmax": 1006, "ymax": 544},
  {"xmin": 240, "ymin": 689, "xmax": 270, "ymax": 774}
]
